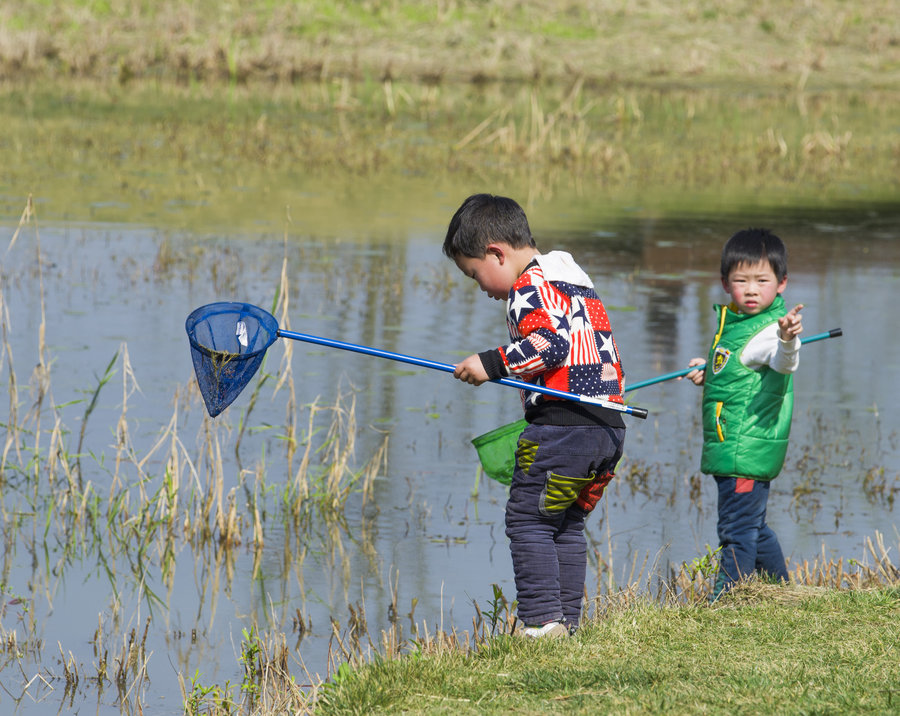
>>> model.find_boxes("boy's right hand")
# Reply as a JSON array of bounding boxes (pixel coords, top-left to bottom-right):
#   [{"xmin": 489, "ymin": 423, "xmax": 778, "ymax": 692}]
[
  {"xmin": 454, "ymin": 354, "xmax": 489, "ymax": 385},
  {"xmin": 681, "ymin": 357, "xmax": 706, "ymax": 386},
  {"xmin": 778, "ymin": 303, "xmax": 804, "ymax": 341}
]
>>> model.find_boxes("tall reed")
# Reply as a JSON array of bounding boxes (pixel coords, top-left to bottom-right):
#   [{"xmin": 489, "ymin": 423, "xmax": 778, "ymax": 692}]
[{"xmin": 0, "ymin": 196, "xmax": 393, "ymax": 712}]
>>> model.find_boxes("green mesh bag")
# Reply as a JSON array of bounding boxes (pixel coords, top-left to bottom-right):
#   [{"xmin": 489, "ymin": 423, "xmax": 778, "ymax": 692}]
[{"xmin": 471, "ymin": 419, "xmax": 527, "ymax": 485}]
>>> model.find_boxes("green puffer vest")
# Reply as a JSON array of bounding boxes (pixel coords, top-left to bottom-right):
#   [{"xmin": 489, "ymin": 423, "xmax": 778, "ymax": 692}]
[{"xmin": 700, "ymin": 295, "xmax": 793, "ymax": 481}]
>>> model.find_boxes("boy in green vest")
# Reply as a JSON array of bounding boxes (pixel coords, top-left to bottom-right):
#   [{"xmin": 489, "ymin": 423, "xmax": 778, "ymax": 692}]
[{"xmin": 684, "ymin": 228, "xmax": 803, "ymax": 599}]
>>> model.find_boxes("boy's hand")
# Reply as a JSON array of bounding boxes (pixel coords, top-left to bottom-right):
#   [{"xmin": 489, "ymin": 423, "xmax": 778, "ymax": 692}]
[
  {"xmin": 454, "ymin": 354, "xmax": 489, "ymax": 385},
  {"xmin": 778, "ymin": 303, "xmax": 804, "ymax": 341},
  {"xmin": 681, "ymin": 357, "xmax": 706, "ymax": 386}
]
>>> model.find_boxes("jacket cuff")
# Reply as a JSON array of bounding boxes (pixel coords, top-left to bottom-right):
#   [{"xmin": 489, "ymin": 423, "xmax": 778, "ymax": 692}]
[{"xmin": 478, "ymin": 349, "xmax": 507, "ymax": 380}]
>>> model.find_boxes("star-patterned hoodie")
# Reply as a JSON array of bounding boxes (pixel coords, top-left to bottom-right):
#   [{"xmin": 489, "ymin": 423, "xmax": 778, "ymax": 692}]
[{"xmin": 478, "ymin": 251, "xmax": 626, "ymax": 428}]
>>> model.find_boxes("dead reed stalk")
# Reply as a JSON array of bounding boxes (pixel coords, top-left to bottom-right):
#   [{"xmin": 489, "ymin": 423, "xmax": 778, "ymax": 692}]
[
  {"xmin": 0, "ymin": 285, "xmax": 20, "ymax": 478},
  {"xmin": 291, "ymin": 396, "xmax": 319, "ymax": 513},
  {"xmin": 274, "ymin": 244, "xmax": 299, "ymax": 469},
  {"xmin": 2, "ymin": 196, "xmax": 47, "ymax": 480}
]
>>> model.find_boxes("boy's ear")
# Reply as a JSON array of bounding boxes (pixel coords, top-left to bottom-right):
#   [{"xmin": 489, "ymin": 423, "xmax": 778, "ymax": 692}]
[
  {"xmin": 485, "ymin": 243, "xmax": 506, "ymax": 263},
  {"xmin": 777, "ymin": 275, "xmax": 788, "ymax": 293}
]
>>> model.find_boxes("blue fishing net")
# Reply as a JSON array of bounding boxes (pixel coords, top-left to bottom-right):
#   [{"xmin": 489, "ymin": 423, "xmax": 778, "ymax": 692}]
[{"xmin": 185, "ymin": 302, "xmax": 279, "ymax": 417}]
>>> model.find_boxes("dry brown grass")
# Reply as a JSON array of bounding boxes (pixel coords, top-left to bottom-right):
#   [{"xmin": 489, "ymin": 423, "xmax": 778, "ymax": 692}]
[{"xmin": 1, "ymin": 1, "xmax": 898, "ymax": 90}]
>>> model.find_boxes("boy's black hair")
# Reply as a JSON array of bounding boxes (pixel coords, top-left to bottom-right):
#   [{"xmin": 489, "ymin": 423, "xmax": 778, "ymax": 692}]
[
  {"xmin": 721, "ymin": 228, "xmax": 788, "ymax": 281},
  {"xmin": 442, "ymin": 193, "xmax": 537, "ymax": 259}
]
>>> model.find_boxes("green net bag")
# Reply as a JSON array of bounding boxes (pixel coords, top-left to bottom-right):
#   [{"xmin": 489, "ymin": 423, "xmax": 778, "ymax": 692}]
[{"xmin": 471, "ymin": 419, "xmax": 528, "ymax": 485}]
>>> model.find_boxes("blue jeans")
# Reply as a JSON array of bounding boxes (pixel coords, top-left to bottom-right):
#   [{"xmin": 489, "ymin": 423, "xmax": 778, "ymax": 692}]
[
  {"xmin": 713, "ymin": 476, "xmax": 789, "ymax": 599},
  {"xmin": 505, "ymin": 423, "xmax": 625, "ymax": 627}
]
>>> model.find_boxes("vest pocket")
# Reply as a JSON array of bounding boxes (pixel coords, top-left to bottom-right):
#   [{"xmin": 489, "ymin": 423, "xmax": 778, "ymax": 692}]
[
  {"xmin": 539, "ymin": 472, "xmax": 594, "ymax": 517},
  {"xmin": 715, "ymin": 401, "xmax": 726, "ymax": 441}
]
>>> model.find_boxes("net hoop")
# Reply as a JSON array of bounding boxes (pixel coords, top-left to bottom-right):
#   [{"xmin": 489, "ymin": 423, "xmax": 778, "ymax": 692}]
[{"xmin": 185, "ymin": 302, "xmax": 279, "ymax": 417}]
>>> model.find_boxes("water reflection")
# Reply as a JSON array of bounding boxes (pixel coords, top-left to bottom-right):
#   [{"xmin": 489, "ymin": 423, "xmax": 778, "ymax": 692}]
[{"xmin": 1, "ymin": 204, "xmax": 898, "ymax": 713}]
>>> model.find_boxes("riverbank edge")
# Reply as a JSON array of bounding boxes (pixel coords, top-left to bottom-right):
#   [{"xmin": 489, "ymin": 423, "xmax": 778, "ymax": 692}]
[{"xmin": 311, "ymin": 581, "xmax": 900, "ymax": 714}]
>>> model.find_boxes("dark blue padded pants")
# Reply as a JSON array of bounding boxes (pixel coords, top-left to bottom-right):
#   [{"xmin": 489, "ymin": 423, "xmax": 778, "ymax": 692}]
[
  {"xmin": 713, "ymin": 476, "xmax": 789, "ymax": 599},
  {"xmin": 505, "ymin": 423, "xmax": 625, "ymax": 628}
]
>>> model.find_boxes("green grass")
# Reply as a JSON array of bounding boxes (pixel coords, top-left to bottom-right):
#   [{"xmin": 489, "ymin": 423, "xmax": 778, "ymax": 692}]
[{"xmin": 315, "ymin": 586, "xmax": 900, "ymax": 715}]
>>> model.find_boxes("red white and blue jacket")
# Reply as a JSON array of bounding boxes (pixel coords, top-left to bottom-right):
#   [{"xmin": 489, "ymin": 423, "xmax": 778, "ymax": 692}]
[{"xmin": 478, "ymin": 251, "xmax": 626, "ymax": 427}]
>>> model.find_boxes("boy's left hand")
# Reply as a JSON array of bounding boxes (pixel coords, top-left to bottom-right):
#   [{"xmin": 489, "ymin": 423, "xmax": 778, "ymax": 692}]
[
  {"xmin": 778, "ymin": 303, "xmax": 804, "ymax": 341},
  {"xmin": 454, "ymin": 354, "xmax": 489, "ymax": 385},
  {"xmin": 681, "ymin": 357, "xmax": 707, "ymax": 386}
]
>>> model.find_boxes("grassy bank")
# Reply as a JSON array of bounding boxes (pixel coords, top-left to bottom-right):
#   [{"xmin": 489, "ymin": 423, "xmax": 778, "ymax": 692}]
[
  {"xmin": 315, "ymin": 584, "xmax": 900, "ymax": 715},
  {"xmin": 2, "ymin": 1, "xmax": 898, "ymax": 232},
  {"xmin": 1, "ymin": 1, "xmax": 899, "ymax": 91},
  {"xmin": 3, "ymin": 79, "xmax": 898, "ymax": 234}
]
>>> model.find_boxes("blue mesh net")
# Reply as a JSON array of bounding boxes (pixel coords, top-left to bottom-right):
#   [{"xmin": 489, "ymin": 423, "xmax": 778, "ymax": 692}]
[{"xmin": 185, "ymin": 302, "xmax": 279, "ymax": 417}]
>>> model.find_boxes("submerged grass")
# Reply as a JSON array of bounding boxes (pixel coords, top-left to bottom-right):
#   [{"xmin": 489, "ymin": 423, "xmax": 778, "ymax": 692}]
[{"xmin": 0, "ymin": 198, "xmax": 389, "ymax": 709}]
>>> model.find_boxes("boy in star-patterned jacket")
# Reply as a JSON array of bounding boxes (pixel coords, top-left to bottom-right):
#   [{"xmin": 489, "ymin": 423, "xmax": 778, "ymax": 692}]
[{"xmin": 443, "ymin": 193, "xmax": 627, "ymax": 638}]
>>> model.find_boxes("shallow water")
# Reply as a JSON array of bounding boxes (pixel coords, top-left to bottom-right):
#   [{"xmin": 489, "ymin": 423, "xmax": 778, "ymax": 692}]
[{"xmin": 1, "ymin": 202, "xmax": 899, "ymax": 713}]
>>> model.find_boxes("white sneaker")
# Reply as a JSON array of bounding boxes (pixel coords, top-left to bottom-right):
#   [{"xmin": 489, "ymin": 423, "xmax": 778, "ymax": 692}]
[{"xmin": 520, "ymin": 621, "xmax": 568, "ymax": 639}]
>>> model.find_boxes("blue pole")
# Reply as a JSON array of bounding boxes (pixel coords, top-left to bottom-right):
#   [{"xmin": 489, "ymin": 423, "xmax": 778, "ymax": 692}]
[
  {"xmin": 277, "ymin": 328, "xmax": 649, "ymax": 419},
  {"xmin": 624, "ymin": 327, "xmax": 842, "ymax": 393}
]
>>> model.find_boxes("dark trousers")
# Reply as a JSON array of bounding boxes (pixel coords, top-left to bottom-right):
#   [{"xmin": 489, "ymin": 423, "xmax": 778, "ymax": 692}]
[
  {"xmin": 505, "ymin": 423, "xmax": 625, "ymax": 627},
  {"xmin": 713, "ymin": 476, "xmax": 789, "ymax": 599}
]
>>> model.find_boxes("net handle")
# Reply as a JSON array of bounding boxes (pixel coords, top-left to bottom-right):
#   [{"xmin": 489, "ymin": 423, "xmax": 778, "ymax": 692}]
[
  {"xmin": 623, "ymin": 327, "xmax": 842, "ymax": 393},
  {"xmin": 276, "ymin": 327, "xmax": 648, "ymax": 419}
]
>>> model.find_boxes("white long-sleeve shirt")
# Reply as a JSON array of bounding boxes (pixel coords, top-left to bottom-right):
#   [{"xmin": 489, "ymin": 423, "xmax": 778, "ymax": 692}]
[{"xmin": 740, "ymin": 322, "xmax": 801, "ymax": 374}]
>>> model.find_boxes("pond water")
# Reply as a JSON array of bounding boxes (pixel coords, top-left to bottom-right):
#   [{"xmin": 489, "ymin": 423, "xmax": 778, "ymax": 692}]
[{"xmin": 1, "ymin": 199, "xmax": 899, "ymax": 714}]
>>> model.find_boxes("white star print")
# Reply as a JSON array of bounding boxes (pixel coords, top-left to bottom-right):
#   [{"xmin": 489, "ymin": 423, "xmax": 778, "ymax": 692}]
[
  {"xmin": 509, "ymin": 288, "xmax": 538, "ymax": 323},
  {"xmin": 598, "ymin": 332, "xmax": 617, "ymax": 361}
]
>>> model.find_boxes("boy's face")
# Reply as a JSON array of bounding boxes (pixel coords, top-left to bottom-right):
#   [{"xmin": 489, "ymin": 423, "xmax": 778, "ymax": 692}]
[
  {"xmin": 454, "ymin": 247, "xmax": 517, "ymax": 301},
  {"xmin": 722, "ymin": 259, "xmax": 787, "ymax": 315}
]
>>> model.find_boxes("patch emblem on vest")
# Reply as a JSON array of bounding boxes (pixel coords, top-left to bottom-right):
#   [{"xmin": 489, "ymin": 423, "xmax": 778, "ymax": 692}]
[{"xmin": 712, "ymin": 346, "xmax": 731, "ymax": 374}]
